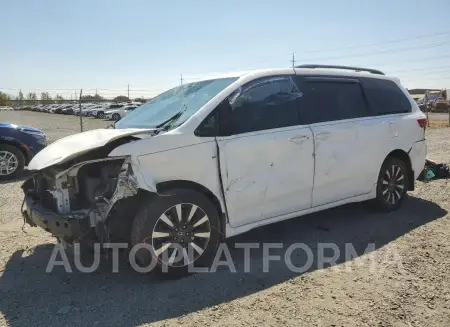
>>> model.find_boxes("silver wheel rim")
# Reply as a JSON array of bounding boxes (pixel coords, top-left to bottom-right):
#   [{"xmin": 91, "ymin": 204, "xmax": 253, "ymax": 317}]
[
  {"xmin": 0, "ymin": 151, "xmax": 19, "ymax": 176},
  {"xmin": 381, "ymin": 164, "xmax": 405, "ymax": 205},
  {"xmin": 113, "ymin": 114, "xmax": 120, "ymax": 121},
  {"xmin": 148, "ymin": 203, "xmax": 211, "ymax": 267}
]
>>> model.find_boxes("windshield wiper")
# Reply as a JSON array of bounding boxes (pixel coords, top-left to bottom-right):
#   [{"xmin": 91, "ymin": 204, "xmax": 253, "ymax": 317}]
[{"xmin": 154, "ymin": 106, "xmax": 187, "ymax": 132}]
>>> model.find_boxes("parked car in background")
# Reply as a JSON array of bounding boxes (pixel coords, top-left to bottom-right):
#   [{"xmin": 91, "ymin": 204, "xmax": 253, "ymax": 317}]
[
  {"xmin": 0, "ymin": 106, "xmax": 14, "ymax": 111},
  {"xmin": 105, "ymin": 105, "xmax": 137, "ymax": 121},
  {"xmin": 430, "ymin": 90, "xmax": 449, "ymax": 112},
  {"xmin": 89, "ymin": 104, "xmax": 113, "ymax": 119},
  {"xmin": 0, "ymin": 123, "xmax": 47, "ymax": 179},
  {"xmin": 22, "ymin": 65, "xmax": 427, "ymax": 276},
  {"xmin": 424, "ymin": 91, "xmax": 440, "ymax": 111},
  {"xmin": 415, "ymin": 98, "xmax": 426, "ymax": 111}
]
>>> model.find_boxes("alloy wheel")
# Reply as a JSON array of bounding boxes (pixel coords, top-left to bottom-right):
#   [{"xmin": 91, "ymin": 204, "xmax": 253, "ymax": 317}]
[
  {"xmin": 0, "ymin": 151, "xmax": 19, "ymax": 176},
  {"xmin": 381, "ymin": 164, "xmax": 405, "ymax": 205},
  {"xmin": 147, "ymin": 203, "xmax": 211, "ymax": 267}
]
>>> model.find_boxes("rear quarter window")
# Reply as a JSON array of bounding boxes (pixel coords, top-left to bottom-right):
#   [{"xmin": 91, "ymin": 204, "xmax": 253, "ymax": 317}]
[{"xmin": 360, "ymin": 78, "xmax": 412, "ymax": 116}]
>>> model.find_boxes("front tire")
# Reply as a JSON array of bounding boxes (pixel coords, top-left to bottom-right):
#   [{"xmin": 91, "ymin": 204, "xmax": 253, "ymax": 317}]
[
  {"xmin": 130, "ymin": 189, "xmax": 221, "ymax": 277},
  {"xmin": 98, "ymin": 111, "xmax": 105, "ymax": 119},
  {"xmin": 372, "ymin": 157, "xmax": 408, "ymax": 212},
  {"xmin": 0, "ymin": 144, "xmax": 25, "ymax": 180}
]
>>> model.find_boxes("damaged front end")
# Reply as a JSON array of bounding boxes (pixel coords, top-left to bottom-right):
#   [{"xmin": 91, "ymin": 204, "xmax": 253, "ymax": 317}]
[{"xmin": 21, "ymin": 156, "xmax": 143, "ymax": 245}]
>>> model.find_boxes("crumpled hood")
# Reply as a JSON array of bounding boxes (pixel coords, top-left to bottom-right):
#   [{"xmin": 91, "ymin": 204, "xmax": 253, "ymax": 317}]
[{"xmin": 27, "ymin": 128, "xmax": 155, "ymax": 170}]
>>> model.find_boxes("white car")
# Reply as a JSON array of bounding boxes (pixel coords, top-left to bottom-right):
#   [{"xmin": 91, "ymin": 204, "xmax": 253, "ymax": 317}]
[
  {"xmin": 22, "ymin": 65, "xmax": 427, "ymax": 276},
  {"xmin": 105, "ymin": 105, "xmax": 137, "ymax": 121}
]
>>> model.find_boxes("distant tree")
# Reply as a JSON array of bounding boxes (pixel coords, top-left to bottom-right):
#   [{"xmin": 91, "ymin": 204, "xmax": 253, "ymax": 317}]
[
  {"xmin": 0, "ymin": 92, "xmax": 11, "ymax": 106},
  {"xmin": 55, "ymin": 94, "xmax": 65, "ymax": 104},
  {"xmin": 81, "ymin": 94, "xmax": 105, "ymax": 102},
  {"xmin": 27, "ymin": 92, "xmax": 38, "ymax": 104},
  {"xmin": 113, "ymin": 95, "xmax": 130, "ymax": 103},
  {"xmin": 133, "ymin": 97, "xmax": 147, "ymax": 103},
  {"xmin": 17, "ymin": 90, "xmax": 24, "ymax": 104},
  {"xmin": 40, "ymin": 92, "xmax": 53, "ymax": 104}
]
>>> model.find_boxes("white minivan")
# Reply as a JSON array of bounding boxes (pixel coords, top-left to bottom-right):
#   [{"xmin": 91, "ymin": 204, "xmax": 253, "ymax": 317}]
[{"xmin": 22, "ymin": 65, "xmax": 427, "ymax": 276}]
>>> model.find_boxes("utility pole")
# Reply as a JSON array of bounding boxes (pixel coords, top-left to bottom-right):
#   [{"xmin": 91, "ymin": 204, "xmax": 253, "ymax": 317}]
[
  {"xmin": 127, "ymin": 83, "xmax": 130, "ymax": 99},
  {"xmin": 291, "ymin": 53, "xmax": 296, "ymax": 68},
  {"xmin": 79, "ymin": 89, "xmax": 83, "ymax": 132},
  {"xmin": 180, "ymin": 74, "xmax": 183, "ymax": 85}
]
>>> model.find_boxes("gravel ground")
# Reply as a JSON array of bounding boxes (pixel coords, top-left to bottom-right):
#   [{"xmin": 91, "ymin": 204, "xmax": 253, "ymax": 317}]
[
  {"xmin": 0, "ymin": 111, "xmax": 449, "ymax": 327},
  {"xmin": 428, "ymin": 113, "xmax": 449, "ymax": 122}
]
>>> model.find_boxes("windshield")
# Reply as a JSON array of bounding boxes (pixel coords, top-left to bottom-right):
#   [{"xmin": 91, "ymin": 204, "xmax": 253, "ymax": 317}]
[{"xmin": 115, "ymin": 77, "xmax": 238, "ymax": 129}]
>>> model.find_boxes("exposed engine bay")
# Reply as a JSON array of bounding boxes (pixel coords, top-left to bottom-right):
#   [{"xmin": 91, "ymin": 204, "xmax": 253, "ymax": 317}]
[{"xmin": 21, "ymin": 137, "xmax": 145, "ymax": 246}]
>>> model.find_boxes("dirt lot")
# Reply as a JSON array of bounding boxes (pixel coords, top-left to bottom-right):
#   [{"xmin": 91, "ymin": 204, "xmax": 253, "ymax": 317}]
[{"xmin": 0, "ymin": 111, "xmax": 449, "ymax": 327}]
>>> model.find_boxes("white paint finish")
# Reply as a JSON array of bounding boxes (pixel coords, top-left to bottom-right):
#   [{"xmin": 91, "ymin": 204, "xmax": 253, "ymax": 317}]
[
  {"xmin": 409, "ymin": 140, "xmax": 427, "ymax": 180},
  {"xmin": 130, "ymin": 137, "xmax": 227, "ymax": 215},
  {"xmin": 27, "ymin": 67, "xmax": 428, "ymax": 241},
  {"xmin": 311, "ymin": 120, "xmax": 365, "ymax": 206},
  {"xmin": 27, "ymin": 128, "xmax": 155, "ymax": 170},
  {"xmin": 217, "ymin": 126, "xmax": 314, "ymax": 227}
]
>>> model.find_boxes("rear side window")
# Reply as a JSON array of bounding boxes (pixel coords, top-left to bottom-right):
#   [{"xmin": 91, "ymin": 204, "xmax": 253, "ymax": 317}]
[
  {"xmin": 296, "ymin": 79, "xmax": 367, "ymax": 124},
  {"xmin": 360, "ymin": 78, "xmax": 411, "ymax": 115}
]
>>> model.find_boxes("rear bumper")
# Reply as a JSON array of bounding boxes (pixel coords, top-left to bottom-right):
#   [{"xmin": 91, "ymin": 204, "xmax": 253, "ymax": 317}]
[
  {"xmin": 22, "ymin": 194, "xmax": 90, "ymax": 239},
  {"xmin": 409, "ymin": 140, "xmax": 427, "ymax": 181}
]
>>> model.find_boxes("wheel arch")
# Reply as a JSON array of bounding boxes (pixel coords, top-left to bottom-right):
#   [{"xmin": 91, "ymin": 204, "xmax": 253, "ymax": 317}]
[
  {"xmin": 0, "ymin": 138, "xmax": 29, "ymax": 163},
  {"xmin": 156, "ymin": 180, "xmax": 227, "ymax": 238},
  {"xmin": 385, "ymin": 149, "xmax": 414, "ymax": 191}
]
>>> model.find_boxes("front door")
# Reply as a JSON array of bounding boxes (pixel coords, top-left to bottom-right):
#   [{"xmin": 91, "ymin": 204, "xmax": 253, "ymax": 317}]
[{"xmin": 216, "ymin": 75, "xmax": 315, "ymax": 227}]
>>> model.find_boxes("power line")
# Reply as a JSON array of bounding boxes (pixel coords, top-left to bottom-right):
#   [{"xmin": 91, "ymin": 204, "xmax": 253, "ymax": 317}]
[
  {"xmin": 389, "ymin": 65, "xmax": 450, "ymax": 74},
  {"xmin": 359, "ymin": 54, "xmax": 450, "ymax": 68},
  {"xmin": 295, "ymin": 31, "xmax": 450, "ymax": 55},
  {"xmin": 299, "ymin": 41, "xmax": 450, "ymax": 62}
]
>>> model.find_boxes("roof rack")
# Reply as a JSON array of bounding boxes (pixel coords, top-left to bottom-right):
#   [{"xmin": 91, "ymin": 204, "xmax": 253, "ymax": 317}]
[{"xmin": 295, "ymin": 64, "xmax": 385, "ymax": 75}]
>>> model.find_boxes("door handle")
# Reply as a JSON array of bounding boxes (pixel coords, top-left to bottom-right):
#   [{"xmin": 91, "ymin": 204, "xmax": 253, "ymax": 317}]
[
  {"xmin": 316, "ymin": 132, "xmax": 331, "ymax": 140},
  {"xmin": 290, "ymin": 135, "xmax": 310, "ymax": 144}
]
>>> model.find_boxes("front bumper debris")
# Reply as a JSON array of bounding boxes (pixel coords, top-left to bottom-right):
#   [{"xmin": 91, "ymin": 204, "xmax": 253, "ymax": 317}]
[{"xmin": 22, "ymin": 194, "xmax": 90, "ymax": 239}]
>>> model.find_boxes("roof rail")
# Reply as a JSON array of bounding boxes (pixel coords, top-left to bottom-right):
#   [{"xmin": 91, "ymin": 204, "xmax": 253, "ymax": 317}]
[{"xmin": 295, "ymin": 64, "xmax": 385, "ymax": 75}]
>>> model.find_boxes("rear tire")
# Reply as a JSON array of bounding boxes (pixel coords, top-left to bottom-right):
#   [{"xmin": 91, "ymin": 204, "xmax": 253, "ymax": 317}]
[
  {"xmin": 112, "ymin": 113, "xmax": 121, "ymax": 121},
  {"xmin": 130, "ymin": 189, "xmax": 221, "ymax": 278},
  {"xmin": 0, "ymin": 144, "xmax": 25, "ymax": 180},
  {"xmin": 372, "ymin": 157, "xmax": 408, "ymax": 212},
  {"xmin": 98, "ymin": 111, "xmax": 105, "ymax": 119}
]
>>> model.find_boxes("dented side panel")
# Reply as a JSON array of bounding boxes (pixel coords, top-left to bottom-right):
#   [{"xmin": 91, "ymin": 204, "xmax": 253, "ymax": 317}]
[
  {"xmin": 132, "ymin": 140, "xmax": 226, "ymax": 213},
  {"xmin": 216, "ymin": 126, "xmax": 315, "ymax": 228}
]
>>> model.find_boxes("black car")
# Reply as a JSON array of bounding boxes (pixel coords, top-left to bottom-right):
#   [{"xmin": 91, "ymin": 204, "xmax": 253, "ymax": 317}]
[{"xmin": 0, "ymin": 123, "xmax": 47, "ymax": 179}]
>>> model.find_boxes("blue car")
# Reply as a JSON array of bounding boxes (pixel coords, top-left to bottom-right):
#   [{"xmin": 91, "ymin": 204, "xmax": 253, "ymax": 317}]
[{"xmin": 0, "ymin": 123, "xmax": 47, "ymax": 179}]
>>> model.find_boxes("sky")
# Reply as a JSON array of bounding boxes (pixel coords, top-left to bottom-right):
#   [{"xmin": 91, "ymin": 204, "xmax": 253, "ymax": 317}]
[{"xmin": 1, "ymin": 0, "xmax": 450, "ymax": 99}]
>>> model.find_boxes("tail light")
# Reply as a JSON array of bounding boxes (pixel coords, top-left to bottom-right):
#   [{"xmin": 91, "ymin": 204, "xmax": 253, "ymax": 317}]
[{"xmin": 417, "ymin": 118, "xmax": 427, "ymax": 129}]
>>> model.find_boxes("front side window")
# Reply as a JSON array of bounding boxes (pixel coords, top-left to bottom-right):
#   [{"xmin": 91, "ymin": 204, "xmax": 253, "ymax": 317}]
[
  {"xmin": 230, "ymin": 76, "xmax": 302, "ymax": 134},
  {"xmin": 116, "ymin": 77, "xmax": 238, "ymax": 130}
]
